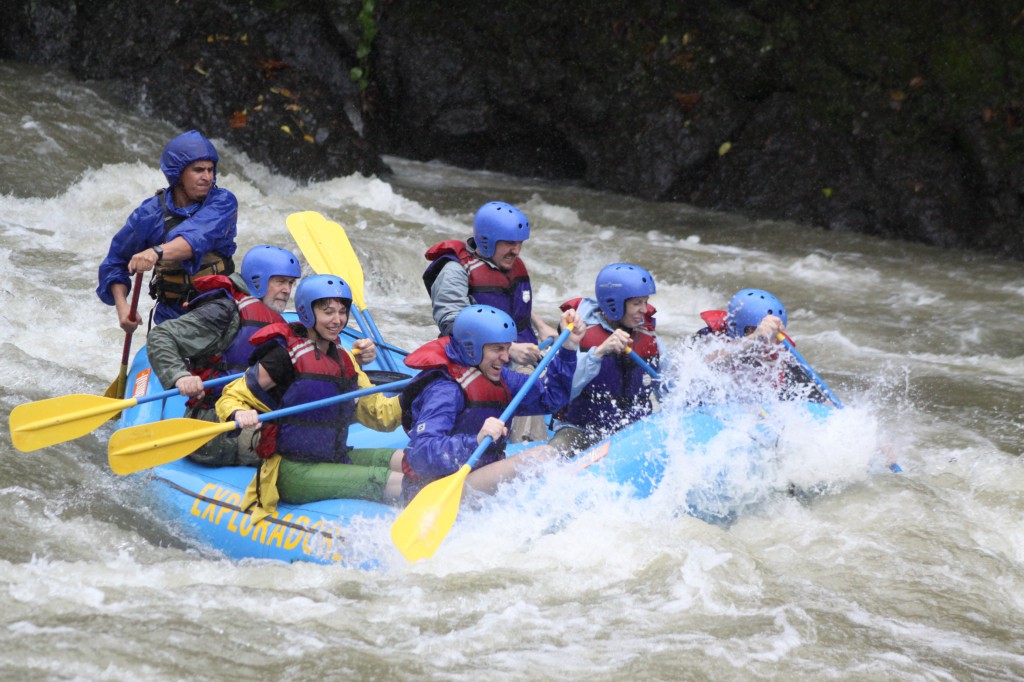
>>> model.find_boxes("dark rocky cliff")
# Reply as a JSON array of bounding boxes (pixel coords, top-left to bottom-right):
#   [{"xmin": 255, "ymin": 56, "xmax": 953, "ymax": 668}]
[{"xmin": 3, "ymin": 0, "xmax": 1022, "ymax": 259}]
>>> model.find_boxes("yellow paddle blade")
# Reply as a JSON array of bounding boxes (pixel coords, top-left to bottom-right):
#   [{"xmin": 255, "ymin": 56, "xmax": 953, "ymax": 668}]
[
  {"xmin": 108, "ymin": 418, "xmax": 235, "ymax": 475},
  {"xmin": 325, "ymin": 220, "xmax": 367, "ymax": 311},
  {"xmin": 390, "ymin": 465, "xmax": 471, "ymax": 561},
  {"xmin": 101, "ymin": 363, "xmax": 130, "ymax": 421},
  {"xmin": 10, "ymin": 394, "xmax": 139, "ymax": 452},
  {"xmin": 103, "ymin": 364, "xmax": 127, "ymax": 399},
  {"xmin": 286, "ymin": 211, "xmax": 367, "ymax": 309},
  {"xmin": 286, "ymin": 211, "xmax": 333, "ymax": 274}
]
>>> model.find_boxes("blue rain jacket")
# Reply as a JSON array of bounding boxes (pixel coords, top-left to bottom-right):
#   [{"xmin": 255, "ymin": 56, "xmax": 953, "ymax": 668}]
[
  {"xmin": 403, "ymin": 344, "xmax": 577, "ymax": 480},
  {"xmin": 96, "ymin": 131, "xmax": 238, "ymax": 322}
]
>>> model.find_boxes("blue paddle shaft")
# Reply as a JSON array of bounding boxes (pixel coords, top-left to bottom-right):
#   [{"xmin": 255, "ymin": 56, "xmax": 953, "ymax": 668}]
[
  {"xmin": 250, "ymin": 378, "xmax": 413, "ymax": 426},
  {"xmin": 778, "ymin": 336, "xmax": 844, "ymax": 409},
  {"xmin": 349, "ymin": 306, "xmax": 400, "ymax": 373},
  {"xmin": 362, "ymin": 308, "xmax": 401, "ymax": 372},
  {"xmin": 464, "ymin": 326, "xmax": 573, "ymax": 469},
  {"xmin": 135, "ymin": 372, "xmax": 244, "ymax": 406},
  {"xmin": 628, "ymin": 349, "xmax": 661, "ymax": 381}
]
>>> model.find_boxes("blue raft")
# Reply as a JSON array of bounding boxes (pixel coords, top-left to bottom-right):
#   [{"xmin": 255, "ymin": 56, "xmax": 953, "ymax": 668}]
[
  {"xmin": 571, "ymin": 400, "xmax": 835, "ymax": 524},
  {"xmin": 119, "ymin": 333, "xmax": 835, "ymax": 565},
  {"xmin": 118, "ymin": 330, "xmax": 412, "ymax": 566}
]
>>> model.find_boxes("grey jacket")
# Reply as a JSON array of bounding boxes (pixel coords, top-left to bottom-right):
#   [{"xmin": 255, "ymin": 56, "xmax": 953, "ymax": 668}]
[
  {"xmin": 145, "ymin": 272, "xmax": 247, "ymax": 390},
  {"xmin": 429, "ymin": 259, "xmax": 474, "ymax": 337}
]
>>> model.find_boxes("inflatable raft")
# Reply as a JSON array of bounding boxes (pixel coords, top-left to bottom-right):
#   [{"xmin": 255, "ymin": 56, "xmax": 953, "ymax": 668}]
[
  {"xmin": 570, "ymin": 400, "xmax": 835, "ymax": 524},
  {"xmin": 117, "ymin": 329, "xmax": 412, "ymax": 567},
  {"xmin": 118, "ymin": 332, "xmax": 835, "ymax": 565}
]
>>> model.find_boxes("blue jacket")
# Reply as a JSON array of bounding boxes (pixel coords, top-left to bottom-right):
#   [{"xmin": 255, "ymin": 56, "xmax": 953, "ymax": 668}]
[
  {"xmin": 96, "ymin": 131, "xmax": 238, "ymax": 323},
  {"xmin": 403, "ymin": 344, "xmax": 576, "ymax": 481}
]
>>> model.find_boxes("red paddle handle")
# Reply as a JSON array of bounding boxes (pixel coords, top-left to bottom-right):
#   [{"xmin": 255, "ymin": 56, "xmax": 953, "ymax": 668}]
[{"xmin": 120, "ymin": 271, "xmax": 145, "ymax": 364}]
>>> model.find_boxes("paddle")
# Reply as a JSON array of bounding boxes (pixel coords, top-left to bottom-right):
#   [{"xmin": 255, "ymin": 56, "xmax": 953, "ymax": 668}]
[
  {"xmin": 627, "ymin": 348, "xmax": 661, "ymax": 381},
  {"xmin": 777, "ymin": 333, "xmax": 902, "ymax": 473},
  {"xmin": 340, "ymin": 328, "xmax": 409, "ymax": 357},
  {"xmin": 776, "ymin": 334, "xmax": 843, "ymax": 409},
  {"xmin": 391, "ymin": 325, "xmax": 574, "ymax": 562},
  {"xmin": 286, "ymin": 211, "xmax": 401, "ymax": 373},
  {"xmin": 10, "ymin": 372, "xmax": 244, "ymax": 453},
  {"xmin": 107, "ymin": 377, "xmax": 413, "ymax": 475},
  {"xmin": 102, "ymin": 271, "xmax": 145, "ymax": 404}
]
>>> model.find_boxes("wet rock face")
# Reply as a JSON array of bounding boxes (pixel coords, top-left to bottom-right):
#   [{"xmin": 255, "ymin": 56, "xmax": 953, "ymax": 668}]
[
  {"xmin": 2, "ymin": 0, "xmax": 1022, "ymax": 259},
  {"xmin": 8, "ymin": 0, "xmax": 389, "ymax": 181}
]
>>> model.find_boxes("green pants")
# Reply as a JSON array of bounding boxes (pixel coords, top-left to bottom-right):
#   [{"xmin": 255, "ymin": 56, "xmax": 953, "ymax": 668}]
[{"xmin": 277, "ymin": 448, "xmax": 395, "ymax": 504}]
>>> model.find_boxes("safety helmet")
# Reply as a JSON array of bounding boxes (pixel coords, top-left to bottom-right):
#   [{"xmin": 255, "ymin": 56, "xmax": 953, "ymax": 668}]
[
  {"xmin": 595, "ymin": 263, "xmax": 657, "ymax": 322},
  {"xmin": 240, "ymin": 245, "xmax": 302, "ymax": 299},
  {"xmin": 160, "ymin": 130, "xmax": 219, "ymax": 188},
  {"xmin": 726, "ymin": 289, "xmax": 787, "ymax": 338},
  {"xmin": 295, "ymin": 274, "xmax": 352, "ymax": 329},
  {"xmin": 472, "ymin": 201, "xmax": 530, "ymax": 259},
  {"xmin": 451, "ymin": 305, "xmax": 517, "ymax": 366}
]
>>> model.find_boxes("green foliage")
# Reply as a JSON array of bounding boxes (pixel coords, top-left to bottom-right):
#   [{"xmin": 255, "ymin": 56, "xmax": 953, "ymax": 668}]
[
  {"xmin": 349, "ymin": 0, "xmax": 377, "ymax": 95},
  {"xmin": 932, "ymin": 36, "xmax": 1004, "ymax": 100}
]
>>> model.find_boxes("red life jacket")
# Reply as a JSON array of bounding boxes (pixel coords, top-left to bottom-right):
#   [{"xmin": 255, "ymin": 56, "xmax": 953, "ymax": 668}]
[
  {"xmin": 183, "ymin": 275, "xmax": 284, "ymax": 408},
  {"xmin": 698, "ymin": 309, "xmax": 729, "ymax": 334},
  {"xmin": 423, "ymin": 240, "xmax": 536, "ymax": 342},
  {"xmin": 400, "ymin": 338, "xmax": 512, "ymax": 435}
]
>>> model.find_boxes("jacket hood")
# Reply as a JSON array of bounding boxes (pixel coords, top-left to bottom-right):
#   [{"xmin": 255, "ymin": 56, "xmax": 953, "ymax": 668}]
[
  {"xmin": 160, "ymin": 130, "xmax": 219, "ymax": 188},
  {"xmin": 444, "ymin": 335, "xmax": 474, "ymax": 367},
  {"xmin": 577, "ymin": 297, "xmax": 613, "ymax": 331}
]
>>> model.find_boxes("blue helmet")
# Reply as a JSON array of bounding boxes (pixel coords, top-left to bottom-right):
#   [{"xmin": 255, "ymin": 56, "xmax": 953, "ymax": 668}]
[
  {"xmin": 295, "ymin": 274, "xmax": 352, "ymax": 329},
  {"xmin": 240, "ymin": 245, "xmax": 302, "ymax": 299},
  {"xmin": 595, "ymin": 263, "xmax": 657, "ymax": 321},
  {"xmin": 160, "ymin": 130, "xmax": 219, "ymax": 188},
  {"xmin": 451, "ymin": 305, "xmax": 517, "ymax": 366},
  {"xmin": 473, "ymin": 201, "xmax": 530, "ymax": 259},
  {"xmin": 726, "ymin": 289, "xmax": 787, "ymax": 338}
]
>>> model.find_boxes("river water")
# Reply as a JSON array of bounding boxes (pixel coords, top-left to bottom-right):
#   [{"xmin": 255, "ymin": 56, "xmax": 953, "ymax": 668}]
[{"xmin": 1, "ymin": 61, "xmax": 1022, "ymax": 680}]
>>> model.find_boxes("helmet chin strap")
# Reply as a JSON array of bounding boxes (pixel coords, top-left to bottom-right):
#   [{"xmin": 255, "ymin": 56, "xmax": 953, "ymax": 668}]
[
  {"xmin": 308, "ymin": 325, "xmax": 336, "ymax": 357},
  {"xmin": 606, "ymin": 313, "xmax": 633, "ymax": 333}
]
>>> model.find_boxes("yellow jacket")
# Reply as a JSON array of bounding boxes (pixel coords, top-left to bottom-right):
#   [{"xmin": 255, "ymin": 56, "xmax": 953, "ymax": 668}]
[
  {"xmin": 215, "ymin": 346, "xmax": 401, "ymax": 432},
  {"xmin": 215, "ymin": 346, "xmax": 402, "ymax": 523}
]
